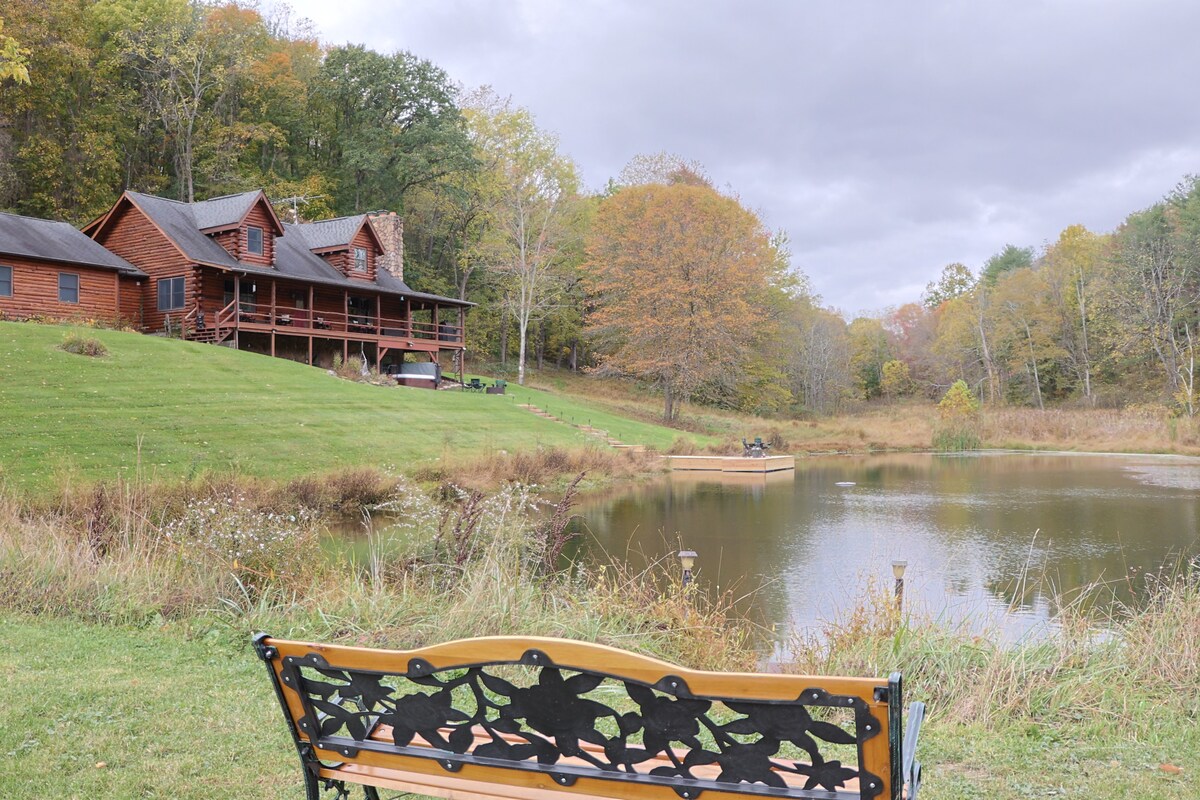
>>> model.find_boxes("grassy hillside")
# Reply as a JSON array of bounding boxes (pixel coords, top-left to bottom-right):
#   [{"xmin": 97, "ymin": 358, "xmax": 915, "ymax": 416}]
[{"xmin": 0, "ymin": 323, "xmax": 706, "ymax": 489}]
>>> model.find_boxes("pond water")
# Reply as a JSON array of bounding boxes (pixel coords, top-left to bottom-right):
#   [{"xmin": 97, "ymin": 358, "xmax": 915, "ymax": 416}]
[{"xmin": 569, "ymin": 452, "xmax": 1200, "ymax": 643}]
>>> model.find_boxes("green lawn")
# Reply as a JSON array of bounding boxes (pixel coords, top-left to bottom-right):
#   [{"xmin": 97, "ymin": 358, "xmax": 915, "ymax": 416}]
[{"xmin": 0, "ymin": 322, "xmax": 704, "ymax": 489}]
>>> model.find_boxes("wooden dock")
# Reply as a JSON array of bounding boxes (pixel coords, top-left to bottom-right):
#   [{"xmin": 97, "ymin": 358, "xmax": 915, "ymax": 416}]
[{"xmin": 664, "ymin": 454, "xmax": 796, "ymax": 473}]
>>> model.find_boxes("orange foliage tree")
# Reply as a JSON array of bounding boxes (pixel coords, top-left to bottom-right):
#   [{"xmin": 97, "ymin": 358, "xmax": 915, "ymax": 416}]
[{"xmin": 585, "ymin": 183, "xmax": 779, "ymax": 421}]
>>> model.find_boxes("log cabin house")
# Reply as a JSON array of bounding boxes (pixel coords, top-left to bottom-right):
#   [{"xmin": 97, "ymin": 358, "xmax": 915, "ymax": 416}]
[
  {"xmin": 73, "ymin": 189, "xmax": 470, "ymax": 377},
  {"xmin": 0, "ymin": 211, "xmax": 148, "ymax": 324}
]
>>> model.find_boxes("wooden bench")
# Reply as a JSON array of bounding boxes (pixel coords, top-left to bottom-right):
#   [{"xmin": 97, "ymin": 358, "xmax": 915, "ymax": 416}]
[{"xmin": 254, "ymin": 634, "xmax": 924, "ymax": 800}]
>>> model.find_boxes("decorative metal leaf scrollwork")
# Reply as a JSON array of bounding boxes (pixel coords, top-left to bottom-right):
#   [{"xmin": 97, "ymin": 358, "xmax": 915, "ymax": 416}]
[{"xmin": 282, "ymin": 652, "xmax": 883, "ymax": 799}]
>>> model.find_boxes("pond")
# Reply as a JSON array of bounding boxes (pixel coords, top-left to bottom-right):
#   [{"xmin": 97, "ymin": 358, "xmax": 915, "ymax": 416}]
[{"xmin": 570, "ymin": 452, "xmax": 1200, "ymax": 643}]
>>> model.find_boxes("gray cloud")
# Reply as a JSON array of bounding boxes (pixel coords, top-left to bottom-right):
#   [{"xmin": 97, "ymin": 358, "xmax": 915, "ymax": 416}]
[{"xmin": 290, "ymin": 0, "xmax": 1200, "ymax": 312}]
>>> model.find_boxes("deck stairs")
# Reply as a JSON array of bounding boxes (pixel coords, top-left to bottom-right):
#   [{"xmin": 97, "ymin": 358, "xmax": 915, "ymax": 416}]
[
  {"xmin": 185, "ymin": 325, "xmax": 233, "ymax": 346},
  {"xmin": 516, "ymin": 403, "xmax": 644, "ymax": 450}
]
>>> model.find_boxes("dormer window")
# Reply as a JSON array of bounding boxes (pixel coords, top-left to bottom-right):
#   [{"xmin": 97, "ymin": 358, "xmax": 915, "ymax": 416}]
[
  {"xmin": 353, "ymin": 247, "xmax": 368, "ymax": 273},
  {"xmin": 247, "ymin": 226, "xmax": 264, "ymax": 256}
]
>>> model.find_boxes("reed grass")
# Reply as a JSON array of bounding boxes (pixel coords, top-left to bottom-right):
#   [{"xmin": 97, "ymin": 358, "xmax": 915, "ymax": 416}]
[{"xmin": 0, "ymin": 471, "xmax": 749, "ymax": 669}]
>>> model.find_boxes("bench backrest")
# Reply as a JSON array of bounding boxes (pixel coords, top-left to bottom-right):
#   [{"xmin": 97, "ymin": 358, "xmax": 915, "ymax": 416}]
[{"xmin": 255, "ymin": 634, "xmax": 907, "ymax": 800}]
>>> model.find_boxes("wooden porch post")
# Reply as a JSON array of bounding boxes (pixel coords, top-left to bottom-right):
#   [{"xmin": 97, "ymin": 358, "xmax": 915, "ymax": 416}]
[
  {"xmin": 405, "ymin": 298, "xmax": 411, "ymax": 337},
  {"xmin": 343, "ymin": 291, "xmax": 349, "ymax": 331},
  {"xmin": 433, "ymin": 304, "xmax": 440, "ymax": 344},
  {"xmin": 270, "ymin": 280, "xmax": 277, "ymax": 357},
  {"xmin": 307, "ymin": 285, "xmax": 315, "ymax": 366},
  {"xmin": 233, "ymin": 275, "xmax": 240, "ymax": 349}
]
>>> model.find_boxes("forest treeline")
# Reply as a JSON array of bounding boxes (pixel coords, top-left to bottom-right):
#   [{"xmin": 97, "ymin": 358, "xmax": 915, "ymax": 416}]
[{"xmin": 3, "ymin": 1, "xmax": 1199, "ymax": 419}]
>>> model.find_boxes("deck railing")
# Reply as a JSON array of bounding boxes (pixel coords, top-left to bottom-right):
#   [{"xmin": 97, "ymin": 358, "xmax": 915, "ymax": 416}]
[{"xmin": 202, "ymin": 302, "xmax": 463, "ymax": 346}]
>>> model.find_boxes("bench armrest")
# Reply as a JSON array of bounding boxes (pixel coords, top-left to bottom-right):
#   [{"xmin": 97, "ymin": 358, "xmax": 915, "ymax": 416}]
[{"xmin": 903, "ymin": 701, "xmax": 925, "ymax": 800}]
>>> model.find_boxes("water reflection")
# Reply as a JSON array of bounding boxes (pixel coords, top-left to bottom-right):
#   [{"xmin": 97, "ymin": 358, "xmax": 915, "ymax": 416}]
[{"xmin": 572, "ymin": 453, "xmax": 1200, "ymax": 642}]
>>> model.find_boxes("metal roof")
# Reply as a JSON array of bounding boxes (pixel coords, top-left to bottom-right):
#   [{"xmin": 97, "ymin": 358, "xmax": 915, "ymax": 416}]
[{"xmin": 0, "ymin": 211, "xmax": 147, "ymax": 276}]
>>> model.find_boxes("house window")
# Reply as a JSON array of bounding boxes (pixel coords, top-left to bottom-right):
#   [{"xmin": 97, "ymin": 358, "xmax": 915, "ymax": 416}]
[
  {"xmin": 348, "ymin": 295, "xmax": 373, "ymax": 326},
  {"xmin": 58, "ymin": 273, "xmax": 80, "ymax": 304},
  {"xmin": 0, "ymin": 265, "xmax": 11, "ymax": 297},
  {"xmin": 157, "ymin": 276, "xmax": 186, "ymax": 311},
  {"xmin": 223, "ymin": 279, "xmax": 255, "ymax": 312},
  {"xmin": 353, "ymin": 247, "xmax": 368, "ymax": 272},
  {"xmin": 247, "ymin": 226, "xmax": 264, "ymax": 256}
]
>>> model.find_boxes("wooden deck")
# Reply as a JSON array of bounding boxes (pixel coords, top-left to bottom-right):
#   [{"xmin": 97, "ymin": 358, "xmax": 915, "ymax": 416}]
[{"xmin": 664, "ymin": 454, "xmax": 796, "ymax": 473}]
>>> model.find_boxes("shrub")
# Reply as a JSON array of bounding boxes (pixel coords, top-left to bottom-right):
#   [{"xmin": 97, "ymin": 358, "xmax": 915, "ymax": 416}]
[
  {"xmin": 59, "ymin": 332, "xmax": 108, "ymax": 357},
  {"xmin": 160, "ymin": 491, "xmax": 320, "ymax": 583},
  {"xmin": 933, "ymin": 379, "xmax": 981, "ymax": 451}
]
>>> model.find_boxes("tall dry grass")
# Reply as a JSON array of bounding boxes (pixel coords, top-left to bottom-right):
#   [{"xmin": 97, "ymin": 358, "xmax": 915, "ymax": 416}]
[
  {"xmin": 785, "ymin": 572, "xmax": 1200, "ymax": 728},
  {"xmin": 0, "ymin": 471, "xmax": 753, "ymax": 670},
  {"xmin": 419, "ymin": 445, "xmax": 661, "ymax": 489}
]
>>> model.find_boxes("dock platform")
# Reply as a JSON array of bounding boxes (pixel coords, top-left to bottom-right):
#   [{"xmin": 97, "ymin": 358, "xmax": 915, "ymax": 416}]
[{"xmin": 665, "ymin": 454, "xmax": 796, "ymax": 473}]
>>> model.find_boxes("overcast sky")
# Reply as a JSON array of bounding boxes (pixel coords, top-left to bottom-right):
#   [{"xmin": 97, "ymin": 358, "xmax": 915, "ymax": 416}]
[{"xmin": 286, "ymin": 0, "xmax": 1200, "ymax": 314}]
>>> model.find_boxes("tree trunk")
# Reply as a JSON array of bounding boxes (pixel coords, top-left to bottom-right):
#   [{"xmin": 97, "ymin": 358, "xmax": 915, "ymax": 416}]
[
  {"xmin": 1023, "ymin": 319, "xmax": 1044, "ymax": 410},
  {"xmin": 570, "ymin": 340, "xmax": 578, "ymax": 371},
  {"xmin": 536, "ymin": 320, "xmax": 546, "ymax": 370},
  {"xmin": 517, "ymin": 313, "xmax": 528, "ymax": 385},
  {"xmin": 499, "ymin": 315, "xmax": 508, "ymax": 365},
  {"xmin": 1076, "ymin": 269, "xmax": 1092, "ymax": 401},
  {"xmin": 662, "ymin": 379, "xmax": 674, "ymax": 422}
]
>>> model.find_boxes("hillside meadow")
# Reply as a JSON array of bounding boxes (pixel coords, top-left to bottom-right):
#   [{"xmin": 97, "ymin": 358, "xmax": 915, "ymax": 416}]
[{"xmin": 0, "ymin": 322, "xmax": 716, "ymax": 492}]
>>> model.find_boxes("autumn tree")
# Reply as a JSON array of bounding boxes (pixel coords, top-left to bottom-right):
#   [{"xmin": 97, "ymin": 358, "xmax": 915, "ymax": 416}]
[
  {"xmin": 467, "ymin": 91, "xmax": 581, "ymax": 385},
  {"xmin": 585, "ymin": 182, "xmax": 780, "ymax": 421},
  {"xmin": 847, "ymin": 317, "xmax": 894, "ymax": 399},
  {"xmin": 1041, "ymin": 224, "xmax": 1103, "ymax": 400},
  {"xmin": 784, "ymin": 301, "xmax": 852, "ymax": 413},
  {"xmin": 922, "ymin": 262, "xmax": 974, "ymax": 309},
  {"xmin": 0, "ymin": 16, "xmax": 30, "ymax": 84}
]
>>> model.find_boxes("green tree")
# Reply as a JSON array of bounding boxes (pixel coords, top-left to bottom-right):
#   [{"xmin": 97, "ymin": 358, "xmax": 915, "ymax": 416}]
[
  {"xmin": 981, "ymin": 243, "xmax": 1034, "ymax": 285},
  {"xmin": 922, "ymin": 262, "xmax": 975, "ymax": 308},
  {"xmin": 312, "ymin": 45, "xmax": 473, "ymax": 214}
]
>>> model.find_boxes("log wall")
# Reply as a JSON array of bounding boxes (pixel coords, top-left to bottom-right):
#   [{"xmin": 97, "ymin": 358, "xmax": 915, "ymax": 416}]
[
  {"xmin": 0, "ymin": 255, "xmax": 124, "ymax": 322},
  {"xmin": 92, "ymin": 200, "xmax": 193, "ymax": 332}
]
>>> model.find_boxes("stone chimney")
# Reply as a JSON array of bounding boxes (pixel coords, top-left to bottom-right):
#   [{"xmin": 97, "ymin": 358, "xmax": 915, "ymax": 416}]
[{"xmin": 370, "ymin": 211, "xmax": 404, "ymax": 282}]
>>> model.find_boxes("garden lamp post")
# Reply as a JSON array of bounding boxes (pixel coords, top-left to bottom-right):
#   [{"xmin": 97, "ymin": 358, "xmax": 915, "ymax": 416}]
[
  {"xmin": 678, "ymin": 550, "xmax": 698, "ymax": 588},
  {"xmin": 892, "ymin": 560, "xmax": 907, "ymax": 610}
]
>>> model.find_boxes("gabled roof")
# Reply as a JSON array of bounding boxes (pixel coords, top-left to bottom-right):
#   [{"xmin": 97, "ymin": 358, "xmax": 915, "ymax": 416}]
[
  {"xmin": 121, "ymin": 192, "xmax": 244, "ymax": 269},
  {"xmin": 294, "ymin": 214, "xmax": 384, "ymax": 252},
  {"xmin": 0, "ymin": 211, "xmax": 147, "ymax": 276},
  {"xmin": 192, "ymin": 190, "xmax": 263, "ymax": 230},
  {"xmin": 84, "ymin": 189, "xmax": 471, "ymax": 308}
]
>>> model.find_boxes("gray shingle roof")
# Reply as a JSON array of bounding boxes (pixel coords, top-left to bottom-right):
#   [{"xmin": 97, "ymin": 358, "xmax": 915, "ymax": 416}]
[
  {"xmin": 192, "ymin": 190, "xmax": 262, "ymax": 230},
  {"xmin": 125, "ymin": 191, "xmax": 471, "ymax": 307},
  {"xmin": 0, "ymin": 211, "xmax": 146, "ymax": 276},
  {"xmin": 126, "ymin": 192, "xmax": 243, "ymax": 269},
  {"xmin": 294, "ymin": 215, "xmax": 366, "ymax": 250}
]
